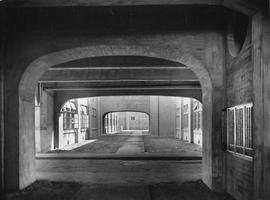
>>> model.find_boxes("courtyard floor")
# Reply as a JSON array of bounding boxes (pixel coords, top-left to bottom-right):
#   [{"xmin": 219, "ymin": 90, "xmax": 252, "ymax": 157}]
[
  {"xmin": 47, "ymin": 131, "xmax": 202, "ymax": 157},
  {"xmin": 1, "ymin": 132, "xmax": 229, "ymax": 200}
]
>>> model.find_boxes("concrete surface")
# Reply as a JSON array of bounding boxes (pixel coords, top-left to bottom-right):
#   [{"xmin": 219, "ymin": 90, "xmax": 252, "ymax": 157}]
[
  {"xmin": 48, "ymin": 131, "xmax": 202, "ymax": 156},
  {"xmin": 4, "ymin": 180, "xmax": 235, "ymax": 200},
  {"xmin": 35, "ymin": 159, "xmax": 202, "ymax": 185}
]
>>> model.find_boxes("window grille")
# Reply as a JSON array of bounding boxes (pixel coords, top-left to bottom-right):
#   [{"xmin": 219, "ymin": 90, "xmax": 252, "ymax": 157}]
[{"xmin": 227, "ymin": 103, "xmax": 253, "ymax": 157}]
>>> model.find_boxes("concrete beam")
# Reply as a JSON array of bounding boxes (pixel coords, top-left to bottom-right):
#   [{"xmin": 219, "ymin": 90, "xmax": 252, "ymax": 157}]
[
  {"xmin": 42, "ymin": 80, "xmax": 200, "ymax": 88},
  {"xmin": 221, "ymin": 0, "xmax": 263, "ymax": 15},
  {"xmin": 39, "ymin": 68, "xmax": 198, "ymax": 82},
  {"xmin": 44, "ymin": 85, "xmax": 201, "ymax": 91},
  {"xmin": 48, "ymin": 66, "xmax": 189, "ymax": 70},
  {"xmin": 3, "ymin": 0, "xmax": 264, "ymax": 15},
  {"xmin": 3, "ymin": 0, "xmax": 222, "ymax": 7},
  {"xmin": 54, "ymin": 89, "xmax": 203, "ymax": 110}
]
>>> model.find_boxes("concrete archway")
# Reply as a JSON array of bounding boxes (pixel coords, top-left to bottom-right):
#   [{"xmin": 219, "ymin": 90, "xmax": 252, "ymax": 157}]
[
  {"xmin": 18, "ymin": 45, "xmax": 213, "ymax": 190},
  {"xmin": 103, "ymin": 111, "xmax": 150, "ymax": 134}
]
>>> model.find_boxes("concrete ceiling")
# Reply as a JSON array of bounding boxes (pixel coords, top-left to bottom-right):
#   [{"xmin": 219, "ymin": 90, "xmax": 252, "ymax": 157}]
[{"xmin": 4, "ymin": 0, "xmax": 266, "ymax": 15}]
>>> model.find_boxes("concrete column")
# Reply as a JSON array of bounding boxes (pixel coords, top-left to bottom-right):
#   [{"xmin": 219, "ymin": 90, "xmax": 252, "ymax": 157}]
[
  {"xmin": 35, "ymin": 99, "xmax": 41, "ymax": 152},
  {"xmin": 88, "ymin": 99, "xmax": 93, "ymax": 138},
  {"xmin": 252, "ymin": 12, "xmax": 270, "ymax": 200},
  {"xmin": 190, "ymin": 99, "xmax": 194, "ymax": 143},
  {"xmin": 74, "ymin": 100, "xmax": 79, "ymax": 143},
  {"xmin": 149, "ymin": 96, "xmax": 159, "ymax": 136},
  {"xmin": 180, "ymin": 98, "xmax": 184, "ymax": 140},
  {"xmin": 39, "ymin": 91, "xmax": 54, "ymax": 152},
  {"xmin": 97, "ymin": 97, "xmax": 102, "ymax": 136},
  {"xmin": 203, "ymin": 31, "xmax": 225, "ymax": 191},
  {"xmin": 87, "ymin": 98, "xmax": 90, "ymax": 139},
  {"xmin": 126, "ymin": 112, "xmax": 130, "ymax": 130}
]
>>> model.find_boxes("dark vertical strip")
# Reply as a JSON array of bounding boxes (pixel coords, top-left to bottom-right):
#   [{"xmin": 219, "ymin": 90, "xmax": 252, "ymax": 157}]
[{"xmin": 0, "ymin": 53, "xmax": 4, "ymax": 193}]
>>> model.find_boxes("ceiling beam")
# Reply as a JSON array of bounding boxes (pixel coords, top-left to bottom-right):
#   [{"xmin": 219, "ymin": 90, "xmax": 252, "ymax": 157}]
[
  {"xmin": 221, "ymin": 0, "xmax": 262, "ymax": 15},
  {"xmin": 3, "ymin": 0, "xmax": 222, "ymax": 7},
  {"xmin": 41, "ymin": 80, "xmax": 201, "ymax": 88},
  {"xmin": 54, "ymin": 89, "xmax": 203, "ymax": 102},
  {"xmin": 45, "ymin": 85, "xmax": 201, "ymax": 91},
  {"xmin": 48, "ymin": 66, "xmax": 189, "ymax": 70},
  {"xmin": 3, "ymin": 0, "xmax": 263, "ymax": 15},
  {"xmin": 39, "ymin": 68, "xmax": 198, "ymax": 82}
]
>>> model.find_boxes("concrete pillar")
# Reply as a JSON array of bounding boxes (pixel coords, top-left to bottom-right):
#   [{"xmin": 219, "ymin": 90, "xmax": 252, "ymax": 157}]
[
  {"xmin": 203, "ymin": 31, "xmax": 225, "ymax": 191},
  {"xmin": 97, "ymin": 97, "xmax": 102, "ymax": 136},
  {"xmin": 126, "ymin": 112, "xmax": 130, "ymax": 130},
  {"xmin": 35, "ymin": 98, "xmax": 41, "ymax": 153},
  {"xmin": 252, "ymin": 11, "xmax": 270, "ymax": 200},
  {"xmin": 190, "ymin": 99, "xmax": 194, "ymax": 143},
  {"xmin": 180, "ymin": 98, "xmax": 184, "ymax": 140},
  {"xmin": 74, "ymin": 100, "xmax": 79, "ymax": 144},
  {"xmin": 150, "ymin": 96, "xmax": 159, "ymax": 136},
  {"xmin": 39, "ymin": 91, "xmax": 54, "ymax": 152}
]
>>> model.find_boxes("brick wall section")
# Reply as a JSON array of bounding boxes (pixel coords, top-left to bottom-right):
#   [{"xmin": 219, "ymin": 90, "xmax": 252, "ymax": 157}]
[
  {"xmin": 226, "ymin": 46, "xmax": 253, "ymax": 107},
  {"xmin": 226, "ymin": 34, "xmax": 254, "ymax": 200},
  {"xmin": 226, "ymin": 153, "xmax": 254, "ymax": 200}
]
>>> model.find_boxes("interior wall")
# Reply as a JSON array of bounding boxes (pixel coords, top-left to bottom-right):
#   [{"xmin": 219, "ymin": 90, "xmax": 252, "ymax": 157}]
[
  {"xmin": 225, "ymin": 16, "xmax": 254, "ymax": 200},
  {"xmin": 252, "ymin": 11, "xmax": 270, "ymax": 200},
  {"xmin": 158, "ymin": 96, "xmax": 177, "ymax": 137}
]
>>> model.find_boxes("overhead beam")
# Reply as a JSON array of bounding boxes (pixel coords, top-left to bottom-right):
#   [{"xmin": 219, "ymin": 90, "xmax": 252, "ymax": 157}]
[
  {"xmin": 3, "ymin": 0, "xmax": 222, "ymax": 7},
  {"xmin": 44, "ymin": 85, "xmax": 201, "ymax": 91},
  {"xmin": 54, "ymin": 89, "xmax": 203, "ymax": 102},
  {"xmin": 39, "ymin": 68, "xmax": 198, "ymax": 82},
  {"xmin": 221, "ymin": 0, "xmax": 262, "ymax": 15},
  {"xmin": 48, "ymin": 66, "xmax": 189, "ymax": 70},
  {"xmin": 41, "ymin": 80, "xmax": 201, "ymax": 89},
  {"xmin": 3, "ymin": 0, "xmax": 263, "ymax": 15}
]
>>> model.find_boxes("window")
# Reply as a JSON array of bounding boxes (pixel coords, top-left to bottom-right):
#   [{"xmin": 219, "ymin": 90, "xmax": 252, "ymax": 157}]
[
  {"xmin": 198, "ymin": 112, "xmax": 201, "ymax": 129},
  {"xmin": 227, "ymin": 103, "xmax": 253, "ymax": 157},
  {"xmin": 131, "ymin": 116, "xmax": 135, "ymax": 120},
  {"xmin": 62, "ymin": 101, "xmax": 77, "ymax": 130},
  {"xmin": 183, "ymin": 113, "xmax": 189, "ymax": 128},
  {"xmin": 183, "ymin": 103, "xmax": 189, "ymax": 129},
  {"xmin": 193, "ymin": 113, "xmax": 197, "ymax": 129},
  {"xmin": 92, "ymin": 108, "xmax": 97, "ymax": 118},
  {"xmin": 80, "ymin": 105, "xmax": 89, "ymax": 129}
]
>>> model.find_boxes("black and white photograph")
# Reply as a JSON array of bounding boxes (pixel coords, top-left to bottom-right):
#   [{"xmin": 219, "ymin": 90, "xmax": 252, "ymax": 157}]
[{"xmin": 0, "ymin": 0, "xmax": 269, "ymax": 200}]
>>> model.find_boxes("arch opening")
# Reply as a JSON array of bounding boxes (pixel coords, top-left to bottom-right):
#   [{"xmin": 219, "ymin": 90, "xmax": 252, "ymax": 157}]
[
  {"xmin": 103, "ymin": 111, "xmax": 150, "ymax": 135},
  {"xmin": 19, "ymin": 45, "xmax": 213, "ymax": 190}
]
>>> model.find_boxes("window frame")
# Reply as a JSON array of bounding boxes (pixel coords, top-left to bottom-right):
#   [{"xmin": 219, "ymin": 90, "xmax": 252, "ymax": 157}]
[{"xmin": 227, "ymin": 103, "xmax": 253, "ymax": 158}]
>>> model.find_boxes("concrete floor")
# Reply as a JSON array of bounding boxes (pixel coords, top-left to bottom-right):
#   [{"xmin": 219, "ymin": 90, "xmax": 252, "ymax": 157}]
[
  {"xmin": 4, "ymin": 132, "xmax": 229, "ymax": 200},
  {"xmin": 6, "ymin": 180, "xmax": 235, "ymax": 200},
  {"xmin": 36, "ymin": 159, "xmax": 202, "ymax": 184},
  {"xmin": 48, "ymin": 131, "xmax": 202, "ymax": 156}
]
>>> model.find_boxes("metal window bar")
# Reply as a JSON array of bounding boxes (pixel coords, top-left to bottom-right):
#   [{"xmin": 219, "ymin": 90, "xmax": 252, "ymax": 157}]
[{"xmin": 227, "ymin": 103, "xmax": 253, "ymax": 156}]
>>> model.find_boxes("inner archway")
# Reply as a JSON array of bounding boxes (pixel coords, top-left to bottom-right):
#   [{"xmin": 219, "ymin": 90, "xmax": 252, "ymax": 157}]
[
  {"xmin": 104, "ymin": 111, "xmax": 150, "ymax": 135},
  {"xmin": 18, "ymin": 45, "xmax": 213, "ymax": 190}
]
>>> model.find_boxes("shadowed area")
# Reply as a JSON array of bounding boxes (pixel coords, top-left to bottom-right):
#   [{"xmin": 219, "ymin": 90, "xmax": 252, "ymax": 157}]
[{"xmin": 4, "ymin": 180, "xmax": 235, "ymax": 200}]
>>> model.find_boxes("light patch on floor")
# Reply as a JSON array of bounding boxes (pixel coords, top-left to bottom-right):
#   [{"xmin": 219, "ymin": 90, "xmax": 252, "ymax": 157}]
[{"xmin": 60, "ymin": 140, "xmax": 97, "ymax": 150}]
